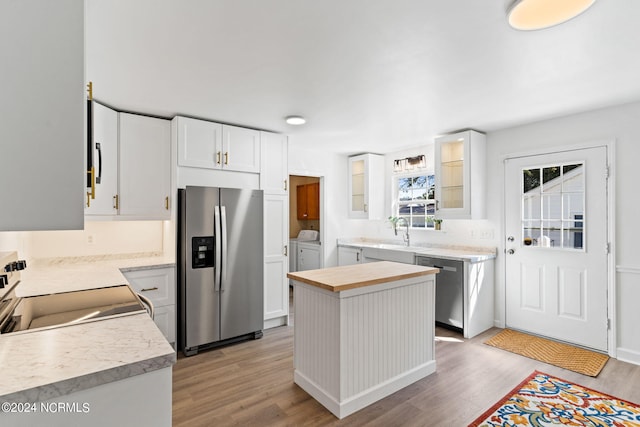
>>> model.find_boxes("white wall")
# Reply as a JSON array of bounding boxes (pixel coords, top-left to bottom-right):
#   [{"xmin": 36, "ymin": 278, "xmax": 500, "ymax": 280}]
[
  {"xmin": 0, "ymin": 221, "xmax": 165, "ymax": 261},
  {"xmin": 486, "ymin": 101, "xmax": 640, "ymax": 363}
]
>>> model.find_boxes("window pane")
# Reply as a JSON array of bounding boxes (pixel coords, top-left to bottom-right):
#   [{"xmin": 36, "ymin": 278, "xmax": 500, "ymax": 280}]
[
  {"xmin": 563, "ymin": 193, "xmax": 583, "ymax": 220},
  {"xmin": 427, "ymin": 175, "xmax": 435, "ymax": 199},
  {"xmin": 562, "ymin": 164, "xmax": 584, "ymax": 192},
  {"xmin": 414, "ymin": 176, "xmax": 427, "ymax": 188},
  {"xmin": 542, "ymin": 166, "xmax": 561, "ymax": 193},
  {"xmin": 563, "ymin": 218, "xmax": 584, "ymax": 249},
  {"xmin": 523, "ymin": 194, "xmax": 540, "ymax": 220},
  {"xmin": 523, "ymin": 168, "xmax": 541, "ymax": 193},
  {"xmin": 542, "ymin": 194, "xmax": 562, "ymax": 220}
]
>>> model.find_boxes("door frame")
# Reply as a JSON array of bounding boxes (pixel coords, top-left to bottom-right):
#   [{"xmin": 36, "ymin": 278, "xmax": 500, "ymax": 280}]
[
  {"xmin": 502, "ymin": 139, "xmax": 616, "ymax": 356},
  {"xmin": 288, "ymin": 169, "xmax": 326, "ymax": 269}
]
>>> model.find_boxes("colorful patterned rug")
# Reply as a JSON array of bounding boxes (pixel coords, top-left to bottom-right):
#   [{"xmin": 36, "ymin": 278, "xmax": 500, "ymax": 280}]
[{"xmin": 469, "ymin": 371, "xmax": 640, "ymax": 426}]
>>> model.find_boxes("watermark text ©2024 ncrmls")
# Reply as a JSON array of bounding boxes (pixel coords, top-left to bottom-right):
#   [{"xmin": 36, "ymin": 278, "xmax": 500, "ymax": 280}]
[{"xmin": 1, "ymin": 401, "xmax": 90, "ymax": 414}]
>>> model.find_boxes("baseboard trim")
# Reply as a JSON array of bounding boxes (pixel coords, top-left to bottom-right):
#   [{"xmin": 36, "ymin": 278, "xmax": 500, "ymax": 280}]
[
  {"xmin": 294, "ymin": 360, "xmax": 437, "ymax": 419},
  {"xmin": 616, "ymin": 347, "xmax": 640, "ymax": 366},
  {"xmin": 263, "ymin": 316, "xmax": 288, "ymax": 330}
]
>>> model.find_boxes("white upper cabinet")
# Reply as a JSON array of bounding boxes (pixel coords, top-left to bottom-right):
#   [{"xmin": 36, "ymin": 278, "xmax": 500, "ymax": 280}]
[
  {"xmin": 223, "ymin": 125, "xmax": 261, "ymax": 173},
  {"xmin": 176, "ymin": 116, "xmax": 222, "ymax": 169},
  {"xmin": 348, "ymin": 154, "xmax": 384, "ymax": 219},
  {"xmin": 86, "ymin": 108, "xmax": 171, "ymax": 220},
  {"xmin": 434, "ymin": 130, "xmax": 486, "ymax": 219},
  {"xmin": 119, "ymin": 113, "xmax": 171, "ymax": 219},
  {"xmin": 0, "ymin": 0, "xmax": 84, "ymax": 231},
  {"xmin": 86, "ymin": 102, "xmax": 119, "ymax": 216},
  {"xmin": 260, "ymin": 131, "xmax": 288, "ymax": 194},
  {"xmin": 176, "ymin": 116, "xmax": 260, "ymax": 173}
]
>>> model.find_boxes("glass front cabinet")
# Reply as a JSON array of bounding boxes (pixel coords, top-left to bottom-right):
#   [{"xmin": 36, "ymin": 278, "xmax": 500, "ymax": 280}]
[
  {"xmin": 348, "ymin": 153, "xmax": 384, "ymax": 219},
  {"xmin": 434, "ymin": 130, "xmax": 486, "ymax": 219}
]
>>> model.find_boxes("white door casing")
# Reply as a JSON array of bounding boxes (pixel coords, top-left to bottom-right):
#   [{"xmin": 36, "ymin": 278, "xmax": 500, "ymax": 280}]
[{"xmin": 505, "ymin": 146, "xmax": 609, "ymax": 352}]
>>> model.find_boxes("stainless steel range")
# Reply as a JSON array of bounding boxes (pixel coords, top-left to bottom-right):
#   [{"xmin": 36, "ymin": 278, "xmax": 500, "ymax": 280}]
[{"xmin": 0, "ymin": 252, "xmax": 148, "ymax": 335}]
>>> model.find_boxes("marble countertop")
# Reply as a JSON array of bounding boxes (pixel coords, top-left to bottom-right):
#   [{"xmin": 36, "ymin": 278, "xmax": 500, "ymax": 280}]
[
  {"xmin": 337, "ymin": 238, "xmax": 497, "ymax": 262},
  {"xmin": 0, "ymin": 253, "xmax": 176, "ymax": 402},
  {"xmin": 288, "ymin": 261, "xmax": 438, "ymax": 292}
]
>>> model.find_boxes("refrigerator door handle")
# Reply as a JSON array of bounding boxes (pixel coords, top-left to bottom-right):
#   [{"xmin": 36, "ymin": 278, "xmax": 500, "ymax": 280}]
[
  {"xmin": 220, "ymin": 205, "xmax": 228, "ymax": 290},
  {"xmin": 214, "ymin": 205, "xmax": 222, "ymax": 291}
]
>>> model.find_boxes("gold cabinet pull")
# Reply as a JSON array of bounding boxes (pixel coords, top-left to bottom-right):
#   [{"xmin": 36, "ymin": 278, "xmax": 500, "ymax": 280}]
[
  {"xmin": 87, "ymin": 81, "xmax": 93, "ymax": 100},
  {"xmin": 88, "ymin": 166, "xmax": 96, "ymax": 199},
  {"xmin": 224, "ymin": 152, "xmax": 229, "ymax": 165},
  {"xmin": 216, "ymin": 151, "xmax": 221, "ymax": 164},
  {"xmin": 86, "ymin": 192, "xmax": 91, "ymax": 208},
  {"xmin": 165, "ymin": 196, "xmax": 169, "ymax": 210},
  {"xmin": 113, "ymin": 194, "xmax": 119, "ymax": 210}
]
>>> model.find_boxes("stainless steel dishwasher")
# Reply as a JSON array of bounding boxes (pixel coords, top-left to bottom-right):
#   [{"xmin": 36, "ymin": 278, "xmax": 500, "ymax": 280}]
[{"xmin": 416, "ymin": 255, "xmax": 463, "ymax": 331}]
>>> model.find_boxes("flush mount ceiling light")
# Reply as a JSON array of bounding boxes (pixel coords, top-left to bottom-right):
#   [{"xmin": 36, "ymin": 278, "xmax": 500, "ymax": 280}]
[
  {"xmin": 285, "ymin": 115, "xmax": 306, "ymax": 125},
  {"xmin": 507, "ymin": 0, "xmax": 596, "ymax": 31}
]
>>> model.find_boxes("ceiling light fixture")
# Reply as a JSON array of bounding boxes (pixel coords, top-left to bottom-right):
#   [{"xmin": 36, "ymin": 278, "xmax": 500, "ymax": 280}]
[
  {"xmin": 507, "ymin": 0, "xmax": 596, "ymax": 31},
  {"xmin": 285, "ymin": 115, "xmax": 306, "ymax": 125}
]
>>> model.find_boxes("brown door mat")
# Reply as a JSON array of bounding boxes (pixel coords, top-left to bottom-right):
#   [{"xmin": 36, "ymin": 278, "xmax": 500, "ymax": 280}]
[{"xmin": 485, "ymin": 329, "xmax": 609, "ymax": 377}]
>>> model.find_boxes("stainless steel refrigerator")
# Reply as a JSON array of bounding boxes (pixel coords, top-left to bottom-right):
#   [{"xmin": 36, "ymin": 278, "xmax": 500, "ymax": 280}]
[{"xmin": 178, "ymin": 186, "xmax": 264, "ymax": 356}]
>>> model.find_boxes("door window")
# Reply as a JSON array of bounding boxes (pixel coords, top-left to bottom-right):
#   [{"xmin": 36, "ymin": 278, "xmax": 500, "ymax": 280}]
[{"xmin": 521, "ymin": 163, "xmax": 584, "ymax": 249}]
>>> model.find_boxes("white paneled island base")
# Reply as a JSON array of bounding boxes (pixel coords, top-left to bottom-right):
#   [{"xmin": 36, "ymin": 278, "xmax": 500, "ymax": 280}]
[{"xmin": 288, "ymin": 261, "xmax": 438, "ymax": 419}]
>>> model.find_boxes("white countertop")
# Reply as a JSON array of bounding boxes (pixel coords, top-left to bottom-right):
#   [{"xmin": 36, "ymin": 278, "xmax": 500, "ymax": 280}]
[
  {"xmin": 0, "ymin": 253, "xmax": 176, "ymax": 402},
  {"xmin": 337, "ymin": 238, "xmax": 496, "ymax": 262}
]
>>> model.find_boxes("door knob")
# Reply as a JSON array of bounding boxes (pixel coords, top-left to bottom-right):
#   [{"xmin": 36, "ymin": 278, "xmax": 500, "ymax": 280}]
[{"xmin": 507, "ymin": 249, "xmax": 515, "ymax": 255}]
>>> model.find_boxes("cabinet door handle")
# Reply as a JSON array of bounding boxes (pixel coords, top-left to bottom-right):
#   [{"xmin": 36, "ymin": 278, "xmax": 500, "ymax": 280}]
[
  {"xmin": 356, "ymin": 252, "xmax": 360, "ymax": 262},
  {"xmin": 96, "ymin": 142, "xmax": 102, "ymax": 184},
  {"xmin": 165, "ymin": 196, "xmax": 169, "ymax": 210},
  {"xmin": 216, "ymin": 151, "xmax": 221, "ymax": 164},
  {"xmin": 224, "ymin": 152, "xmax": 229, "ymax": 165},
  {"xmin": 86, "ymin": 191, "xmax": 91, "ymax": 208},
  {"xmin": 435, "ymin": 200, "xmax": 440, "ymax": 211},
  {"xmin": 284, "ymin": 179, "xmax": 287, "ymax": 191},
  {"xmin": 87, "ymin": 166, "xmax": 96, "ymax": 200},
  {"xmin": 140, "ymin": 287, "xmax": 158, "ymax": 292},
  {"xmin": 284, "ymin": 245, "xmax": 288, "ymax": 256},
  {"xmin": 113, "ymin": 194, "xmax": 119, "ymax": 210},
  {"xmin": 364, "ymin": 203, "xmax": 368, "ymax": 213}
]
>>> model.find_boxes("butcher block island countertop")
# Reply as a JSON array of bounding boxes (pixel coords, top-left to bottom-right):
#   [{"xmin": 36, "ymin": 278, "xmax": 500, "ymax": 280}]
[
  {"xmin": 288, "ymin": 261, "xmax": 438, "ymax": 419},
  {"xmin": 286, "ymin": 261, "xmax": 438, "ymax": 292}
]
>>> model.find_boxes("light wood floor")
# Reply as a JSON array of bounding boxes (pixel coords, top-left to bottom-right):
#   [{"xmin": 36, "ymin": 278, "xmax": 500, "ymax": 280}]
[{"xmin": 173, "ymin": 316, "xmax": 640, "ymax": 426}]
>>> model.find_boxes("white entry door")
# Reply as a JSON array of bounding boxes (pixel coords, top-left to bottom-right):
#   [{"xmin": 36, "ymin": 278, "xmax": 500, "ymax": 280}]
[{"xmin": 505, "ymin": 146, "xmax": 609, "ymax": 352}]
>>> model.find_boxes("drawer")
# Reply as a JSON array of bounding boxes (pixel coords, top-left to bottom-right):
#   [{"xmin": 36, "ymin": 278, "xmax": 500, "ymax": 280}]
[{"xmin": 123, "ymin": 267, "xmax": 176, "ymax": 307}]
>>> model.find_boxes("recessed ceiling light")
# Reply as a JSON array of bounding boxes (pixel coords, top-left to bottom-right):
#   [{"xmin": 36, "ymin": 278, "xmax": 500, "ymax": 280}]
[
  {"xmin": 285, "ymin": 115, "xmax": 306, "ymax": 125},
  {"xmin": 507, "ymin": 0, "xmax": 596, "ymax": 31}
]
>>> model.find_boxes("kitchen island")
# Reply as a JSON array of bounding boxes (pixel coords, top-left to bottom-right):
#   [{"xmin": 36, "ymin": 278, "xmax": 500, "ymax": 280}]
[{"xmin": 288, "ymin": 261, "xmax": 438, "ymax": 419}]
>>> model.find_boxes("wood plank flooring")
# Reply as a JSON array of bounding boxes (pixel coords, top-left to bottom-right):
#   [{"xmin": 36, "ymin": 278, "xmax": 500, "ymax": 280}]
[{"xmin": 173, "ymin": 315, "xmax": 640, "ymax": 426}]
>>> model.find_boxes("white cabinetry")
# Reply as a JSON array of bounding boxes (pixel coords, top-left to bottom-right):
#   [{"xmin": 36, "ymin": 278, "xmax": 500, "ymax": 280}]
[
  {"xmin": 86, "ymin": 102, "xmax": 118, "ymax": 215},
  {"xmin": 298, "ymin": 243, "xmax": 322, "ymax": 271},
  {"xmin": 0, "ymin": 0, "xmax": 84, "ymax": 231},
  {"xmin": 434, "ymin": 130, "xmax": 486, "ymax": 219},
  {"xmin": 348, "ymin": 154, "xmax": 384, "ymax": 219},
  {"xmin": 175, "ymin": 116, "xmax": 260, "ymax": 173},
  {"xmin": 337, "ymin": 246, "xmax": 363, "ymax": 266},
  {"xmin": 260, "ymin": 131, "xmax": 288, "ymax": 194},
  {"xmin": 263, "ymin": 195, "xmax": 289, "ymax": 328},
  {"xmin": 123, "ymin": 267, "xmax": 176, "ymax": 346},
  {"xmin": 119, "ymin": 113, "xmax": 171, "ymax": 219}
]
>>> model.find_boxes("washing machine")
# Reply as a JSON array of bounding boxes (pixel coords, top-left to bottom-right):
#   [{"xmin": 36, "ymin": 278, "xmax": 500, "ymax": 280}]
[{"xmin": 289, "ymin": 230, "xmax": 320, "ymax": 275}]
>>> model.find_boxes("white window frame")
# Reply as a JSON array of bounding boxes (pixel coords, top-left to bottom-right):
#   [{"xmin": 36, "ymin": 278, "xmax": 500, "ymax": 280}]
[{"xmin": 392, "ymin": 172, "xmax": 436, "ymax": 229}]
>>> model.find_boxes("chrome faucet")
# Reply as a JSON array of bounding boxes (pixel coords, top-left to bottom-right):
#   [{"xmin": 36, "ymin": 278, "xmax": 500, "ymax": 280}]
[{"xmin": 396, "ymin": 217, "xmax": 410, "ymax": 247}]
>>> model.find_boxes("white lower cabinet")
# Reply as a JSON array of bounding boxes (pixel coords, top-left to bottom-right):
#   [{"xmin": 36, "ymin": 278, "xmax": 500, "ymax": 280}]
[
  {"xmin": 338, "ymin": 246, "xmax": 363, "ymax": 266},
  {"xmin": 122, "ymin": 266, "xmax": 176, "ymax": 346},
  {"xmin": 298, "ymin": 244, "xmax": 321, "ymax": 271}
]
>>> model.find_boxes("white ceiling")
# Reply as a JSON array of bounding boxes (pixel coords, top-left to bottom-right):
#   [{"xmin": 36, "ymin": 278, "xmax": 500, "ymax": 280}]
[{"xmin": 86, "ymin": 0, "xmax": 640, "ymax": 154}]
